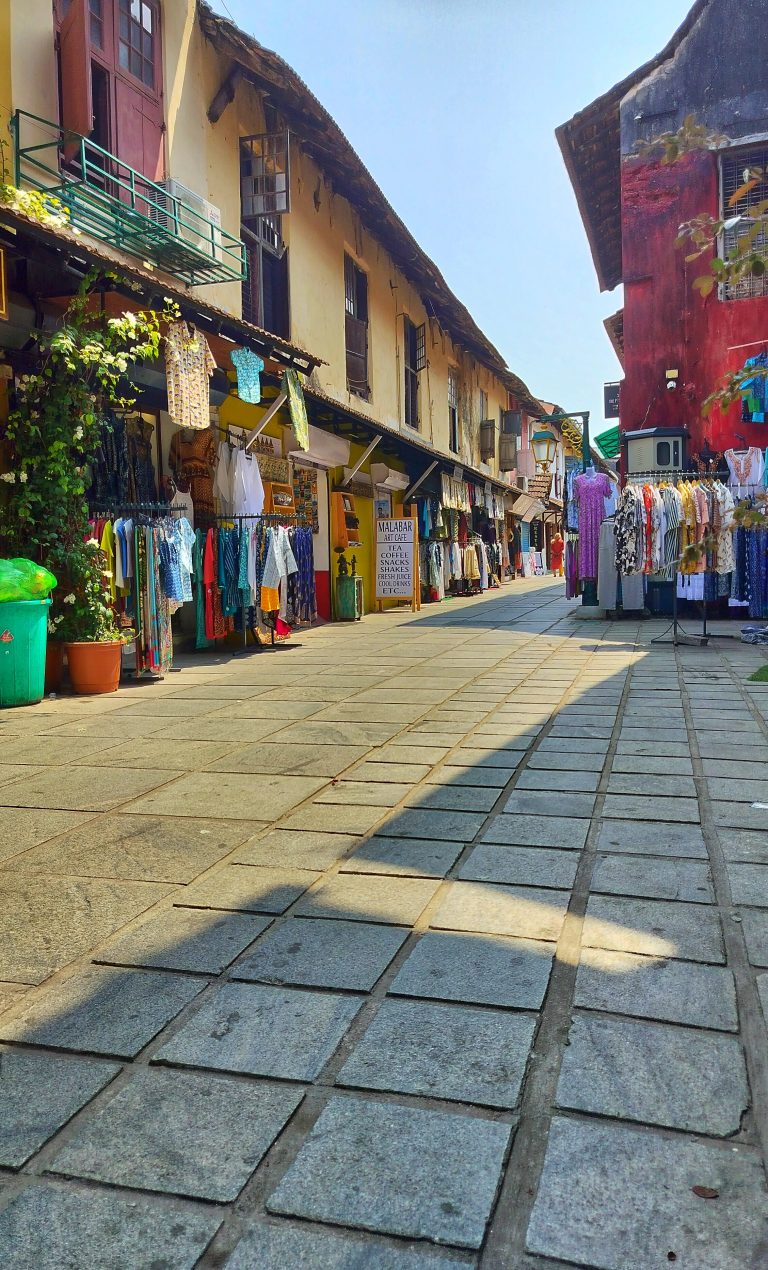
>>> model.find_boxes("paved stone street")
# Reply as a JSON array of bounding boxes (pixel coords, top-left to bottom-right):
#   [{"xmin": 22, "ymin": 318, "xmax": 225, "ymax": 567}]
[{"xmin": 0, "ymin": 575, "xmax": 767, "ymax": 1268}]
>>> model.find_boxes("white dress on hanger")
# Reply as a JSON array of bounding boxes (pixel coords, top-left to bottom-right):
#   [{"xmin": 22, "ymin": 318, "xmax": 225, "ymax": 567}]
[
  {"xmin": 214, "ymin": 441, "xmax": 233, "ymax": 516},
  {"xmin": 725, "ymin": 447, "xmax": 764, "ymax": 497}
]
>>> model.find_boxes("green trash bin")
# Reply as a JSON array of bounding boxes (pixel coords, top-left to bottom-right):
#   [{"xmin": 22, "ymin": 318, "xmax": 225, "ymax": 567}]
[{"xmin": 0, "ymin": 598, "xmax": 51, "ymax": 708}]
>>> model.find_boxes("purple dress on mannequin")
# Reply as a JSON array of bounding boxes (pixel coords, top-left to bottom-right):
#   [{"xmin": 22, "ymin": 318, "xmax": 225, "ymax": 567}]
[{"xmin": 574, "ymin": 471, "xmax": 610, "ymax": 579}]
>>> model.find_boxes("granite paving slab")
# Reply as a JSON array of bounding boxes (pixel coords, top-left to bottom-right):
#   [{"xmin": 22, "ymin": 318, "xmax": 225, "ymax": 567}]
[
  {"xmin": 224, "ymin": 1222, "xmax": 467, "ymax": 1269},
  {"xmin": 481, "ymin": 814, "xmax": 589, "ymax": 849},
  {"xmin": 583, "ymin": 895, "xmax": 724, "ymax": 962},
  {"xmin": 312, "ymin": 703, "xmax": 427, "ymax": 724},
  {"xmin": 177, "ymin": 865, "xmax": 318, "ymax": 915},
  {"xmin": 49, "ymin": 1067, "xmax": 303, "ymax": 1202},
  {"xmin": 389, "ymin": 930, "xmax": 553, "ymax": 1009},
  {"xmin": 206, "ymin": 742, "xmax": 368, "ymax": 777},
  {"xmin": 153, "ymin": 982, "xmax": 361, "ymax": 1080},
  {"xmin": 274, "ymin": 721, "xmax": 401, "ymax": 746},
  {"xmin": 618, "ymin": 727, "xmax": 688, "ymax": 744},
  {"xmin": 147, "ymin": 718, "xmax": 287, "ymax": 743},
  {"xmin": 403, "ymin": 784, "xmax": 498, "ymax": 813},
  {"xmin": 696, "ymin": 730, "xmax": 762, "ymax": 749},
  {"xmin": 538, "ymin": 737, "xmax": 610, "ymax": 754},
  {"xmin": 445, "ymin": 750, "xmax": 519, "ymax": 771},
  {"xmin": 426, "ymin": 765, "xmax": 511, "ymax": 787},
  {"xmin": 374, "ymin": 743, "xmax": 450, "ymax": 764},
  {"xmin": 315, "ymin": 781, "xmax": 412, "ymax": 807},
  {"xmin": 233, "ymin": 917, "xmax": 407, "ymax": 991},
  {"xmin": 740, "ymin": 909, "xmax": 768, "ymax": 966},
  {"xmin": 692, "ymin": 716, "xmax": 761, "ymax": 733},
  {"xmin": 0, "ymin": 766, "xmax": 178, "ymax": 813},
  {"xmin": 340, "ymin": 836, "xmax": 464, "ymax": 878},
  {"xmin": 557, "ymin": 1013, "xmax": 749, "ymax": 1135},
  {"xmin": 89, "ymin": 739, "xmax": 244, "ymax": 771},
  {"xmin": 611, "ymin": 754, "xmax": 694, "ymax": 776},
  {"xmin": 614, "ymin": 740, "xmax": 692, "ymax": 758},
  {"xmin": 206, "ymin": 700, "xmax": 325, "ymax": 721},
  {"xmin": 0, "ymin": 808, "xmax": 93, "ymax": 865},
  {"xmin": 719, "ymin": 828, "xmax": 768, "ymax": 864},
  {"xmin": 122, "ymin": 772, "xmax": 326, "ymax": 821},
  {"xmin": 40, "ymin": 714, "xmax": 171, "ymax": 739},
  {"xmin": 547, "ymin": 725, "xmax": 613, "ymax": 740},
  {"xmin": 712, "ymin": 801, "xmax": 768, "ymax": 831},
  {"xmin": 601, "ymin": 794, "xmax": 700, "ymax": 824},
  {"xmin": 397, "ymin": 731, "xmax": 465, "ymax": 747},
  {"xmin": 526, "ymin": 1116, "xmax": 768, "ymax": 1270},
  {"xmin": 459, "ymin": 843, "xmax": 578, "ymax": 889},
  {"xmin": 351, "ymin": 761, "xmax": 433, "ymax": 784},
  {"xmin": 376, "ymin": 808, "xmax": 486, "ymax": 841},
  {"xmin": 702, "ymin": 758, "xmax": 768, "ymax": 779},
  {"xmin": 708, "ymin": 777, "xmax": 768, "ymax": 804},
  {"xmin": 95, "ymin": 909, "xmax": 270, "ymax": 974},
  {"xmin": 338, "ymin": 998, "xmax": 536, "ymax": 1108},
  {"xmin": 516, "ymin": 768, "xmax": 601, "ymax": 792},
  {"xmin": 106, "ymin": 697, "xmax": 221, "ymax": 718},
  {"xmin": 0, "ymin": 873, "xmax": 172, "ymax": 984},
  {"xmin": 266, "ymin": 1096, "xmax": 510, "ymax": 1250},
  {"xmin": 0, "ymin": 966, "xmax": 205, "ymax": 1056},
  {"xmin": 431, "ymin": 881, "xmax": 569, "ymax": 941},
  {"xmin": 726, "ymin": 862, "xmax": 768, "ymax": 906},
  {"xmin": 5, "ymin": 814, "xmax": 256, "ymax": 883},
  {"xmin": 575, "ymin": 949, "xmax": 738, "ymax": 1029},
  {"xmin": 591, "ymin": 854, "xmax": 713, "ymax": 903},
  {"xmin": 294, "ymin": 874, "xmax": 441, "ymax": 925},
  {"xmin": 502, "ymin": 789, "xmax": 596, "ymax": 818},
  {"xmin": 0, "ymin": 1049, "xmax": 121, "ymax": 1168},
  {"xmin": 279, "ymin": 804, "xmax": 386, "ymax": 835},
  {"xmin": 596, "ymin": 819, "xmax": 707, "ymax": 859},
  {"xmin": 0, "ymin": 1183, "xmax": 221, "ymax": 1270},
  {"xmin": 234, "ymin": 829, "xmax": 359, "ymax": 870},
  {"xmin": 1, "ymin": 735, "xmax": 108, "ymax": 765},
  {"xmin": 606, "ymin": 773, "xmax": 698, "ymax": 798}
]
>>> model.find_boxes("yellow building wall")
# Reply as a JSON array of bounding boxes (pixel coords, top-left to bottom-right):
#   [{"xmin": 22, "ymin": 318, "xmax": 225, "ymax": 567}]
[
  {"xmin": 283, "ymin": 144, "xmax": 509, "ymax": 481},
  {"xmin": 328, "ymin": 439, "xmax": 408, "ymax": 616}
]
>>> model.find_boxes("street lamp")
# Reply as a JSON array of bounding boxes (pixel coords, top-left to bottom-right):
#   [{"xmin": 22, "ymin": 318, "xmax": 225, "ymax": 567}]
[
  {"xmin": 536, "ymin": 409, "xmax": 596, "ymax": 607},
  {"xmin": 531, "ymin": 430, "xmax": 557, "ymax": 471}
]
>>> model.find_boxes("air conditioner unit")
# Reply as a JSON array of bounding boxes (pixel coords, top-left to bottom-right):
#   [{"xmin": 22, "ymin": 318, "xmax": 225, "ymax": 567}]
[{"xmin": 149, "ymin": 178, "xmax": 223, "ymax": 261}]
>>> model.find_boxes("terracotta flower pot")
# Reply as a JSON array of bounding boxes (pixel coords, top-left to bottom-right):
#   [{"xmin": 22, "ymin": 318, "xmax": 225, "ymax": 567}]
[
  {"xmin": 44, "ymin": 641, "xmax": 65, "ymax": 695},
  {"xmin": 65, "ymin": 640, "xmax": 122, "ymax": 695}
]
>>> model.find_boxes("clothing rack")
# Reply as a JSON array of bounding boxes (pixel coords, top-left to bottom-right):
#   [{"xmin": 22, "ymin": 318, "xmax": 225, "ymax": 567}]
[
  {"xmin": 623, "ymin": 472, "xmax": 734, "ymax": 646},
  {"xmin": 211, "ymin": 511, "xmax": 310, "ymax": 657},
  {"xmin": 90, "ymin": 502, "xmax": 187, "ymax": 516}
]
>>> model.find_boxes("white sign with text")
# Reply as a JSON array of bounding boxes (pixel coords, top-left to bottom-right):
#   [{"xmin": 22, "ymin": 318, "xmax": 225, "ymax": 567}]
[{"xmin": 376, "ymin": 518, "xmax": 415, "ymax": 599}]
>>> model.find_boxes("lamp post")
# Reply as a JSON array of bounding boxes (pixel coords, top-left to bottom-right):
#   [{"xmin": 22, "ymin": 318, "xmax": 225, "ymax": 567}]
[{"xmin": 536, "ymin": 409, "xmax": 596, "ymax": 607}]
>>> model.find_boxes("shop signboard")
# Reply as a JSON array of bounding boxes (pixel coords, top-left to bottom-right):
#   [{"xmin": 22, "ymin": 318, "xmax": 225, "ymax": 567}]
[{"xmin": 375, "ymin": 513, "xmax": 420, "ymax": 611}]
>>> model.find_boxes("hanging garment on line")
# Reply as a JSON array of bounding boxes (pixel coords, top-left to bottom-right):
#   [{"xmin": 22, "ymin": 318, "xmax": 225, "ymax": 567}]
[
  {"xmin": 165, "ymin": 321, "xmax": 216, "ymax": 431},
  {"xmin": 231, "ymin": 347, "xmax": 264, "ymax": 404},
  {"xmin": 573, "ymin": 471, "xmax": 611, "ymax": 580}
]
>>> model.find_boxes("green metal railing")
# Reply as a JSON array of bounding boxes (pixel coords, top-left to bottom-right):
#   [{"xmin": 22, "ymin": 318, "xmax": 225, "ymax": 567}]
[{"xmin": 10, "ymin": 110, "xmax": 247, "ymax": 286}]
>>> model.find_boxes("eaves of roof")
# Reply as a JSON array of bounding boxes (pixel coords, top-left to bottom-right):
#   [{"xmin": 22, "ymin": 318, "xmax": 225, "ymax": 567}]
[
  {"xmin": 197, "ymin": 2, "xmax": 543, "ymax": 417},
  {"xmin": 0, "ymin": 204, "xmax": 324, "ymax": 371},
  {"xmin": 304, "ymin": 383, "xmax": 519, "ymax": 494},
  {"xmin": 555, "ymin": 0, "xmax": 710, "ymax": 292}
]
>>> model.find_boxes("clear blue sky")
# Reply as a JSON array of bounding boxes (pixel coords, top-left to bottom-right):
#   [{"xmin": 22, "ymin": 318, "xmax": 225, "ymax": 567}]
[{"xmin": 211, "ymin": 0, "xmax": 692, "ymax": 438}]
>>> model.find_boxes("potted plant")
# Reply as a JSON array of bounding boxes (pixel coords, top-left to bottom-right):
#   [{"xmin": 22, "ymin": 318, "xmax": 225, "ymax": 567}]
[{"xmin": 0, "ymin": 265, "xmax": 176, "ymax": 693}]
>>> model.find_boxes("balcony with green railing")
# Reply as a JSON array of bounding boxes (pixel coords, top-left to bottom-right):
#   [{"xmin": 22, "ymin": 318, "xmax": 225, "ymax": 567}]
[{"xmin": 10, "ymin": 110, "xmax": 247, "ymax": 287}]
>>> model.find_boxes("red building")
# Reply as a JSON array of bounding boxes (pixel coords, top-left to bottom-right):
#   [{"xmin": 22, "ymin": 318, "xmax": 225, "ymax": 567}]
[{"xmin": 558, "ymin": 0, "xmax": 768, "ymax": 472}]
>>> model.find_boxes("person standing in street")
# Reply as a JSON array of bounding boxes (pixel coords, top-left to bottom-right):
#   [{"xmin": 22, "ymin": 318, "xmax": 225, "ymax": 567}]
[{"xmin": 550, "ymin": 530, "xmax": 565, "ymax": 578}]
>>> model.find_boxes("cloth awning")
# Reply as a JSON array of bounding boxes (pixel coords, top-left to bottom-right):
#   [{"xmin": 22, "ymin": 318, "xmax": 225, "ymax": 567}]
[
  {"xmin": 370, "ymin": 462, "xmax": 410, "ymax": 491},
  {"xmin": 510, "ymin": 493, "xmax": 545, "ymax": 522}
]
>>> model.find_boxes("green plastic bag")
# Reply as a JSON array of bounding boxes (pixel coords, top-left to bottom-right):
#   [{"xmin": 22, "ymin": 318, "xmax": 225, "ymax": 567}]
[{"xmin": 0, "ymin": 558, "xmax": 58, "ymax": 602}]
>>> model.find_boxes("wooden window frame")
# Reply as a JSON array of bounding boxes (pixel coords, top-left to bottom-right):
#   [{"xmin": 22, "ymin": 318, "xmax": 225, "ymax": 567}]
[
  {"xmin": 403, "ymin": 315, "xmax": 420, "ymax": 430},
  {"xmin": 344, "ymin": 253, "xmax": 370, "ymax": 400},
  {"xmin": 448, "ymin": 366, "xmax": 460, "ymax": 454}
]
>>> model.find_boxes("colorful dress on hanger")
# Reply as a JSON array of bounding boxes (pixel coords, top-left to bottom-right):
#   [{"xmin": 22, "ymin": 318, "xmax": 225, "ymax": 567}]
[
  {"xmin": 169, "ymin": 428, "xmax": 216, "ymax": 531},
  {"xmin": 574, "ymin": 471, "xmax": 611, "ymax": 579},
  {"xmin": 165, "ymin": 321, "xmax": 217, "ymax": 431}
]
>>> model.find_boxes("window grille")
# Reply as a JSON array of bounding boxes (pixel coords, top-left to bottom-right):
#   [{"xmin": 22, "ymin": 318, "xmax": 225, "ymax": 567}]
[
  {"xmin": 241, "ymin": 132, "xmax": 291, "ymax": 219},
  {"xmin": 403, "ymin": 316, "xmax": 420, "ymax": 429},
  {"xmin": 721, "ymin": 145, "xmax": 768, "ymax": 300},
  {"xmin": 448, "ymin": 368, "xmax": 459, "ymax": 453}
]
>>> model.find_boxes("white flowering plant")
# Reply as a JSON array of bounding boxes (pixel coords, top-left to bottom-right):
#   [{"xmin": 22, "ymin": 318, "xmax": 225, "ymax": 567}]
[{"xmin": 0, "ymin": 270, "xmax": 178, "ymax": 640}]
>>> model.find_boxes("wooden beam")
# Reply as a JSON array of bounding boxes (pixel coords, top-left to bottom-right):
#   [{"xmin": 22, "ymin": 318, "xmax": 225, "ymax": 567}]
[
  {"xmin": 244, "ymin": 389, "xmax": 287, "ymax": 451},
  {"xmin": 208, "ymin": 68, "xmax": 240, "ymax": 124},
  {"xmin": 342, "ymin": 435, "xmax": 381, "ymax": 485}
]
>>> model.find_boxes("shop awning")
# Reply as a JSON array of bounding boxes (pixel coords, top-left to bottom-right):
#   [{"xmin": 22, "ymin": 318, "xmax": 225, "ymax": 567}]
[
  {"xmin": 370, "ymin": 463, "xmax": 409, "ymax": 491},
  {"xmin": 285, "ymin": 422, "xmax": 350, "ymax": 469},
  {"xmin": 510, "ymin": 494, "xmax": 546, "ymax": 522}
]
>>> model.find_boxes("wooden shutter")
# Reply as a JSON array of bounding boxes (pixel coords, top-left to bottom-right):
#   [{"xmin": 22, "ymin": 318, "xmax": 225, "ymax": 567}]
[
  {"xmin": 59, "ymin": 0, "xmax": 93, "ymax": 141},
  {"xmin": 415, "ymin": 322, "xmax": 427, "ymax": 372},
  {"xmin": 345, "ymin": 313, "xmax": 368, "ymax": 394},
  {"xmin": 114, "ymin": 77, "xmax": 164, "ymax": 180}
]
